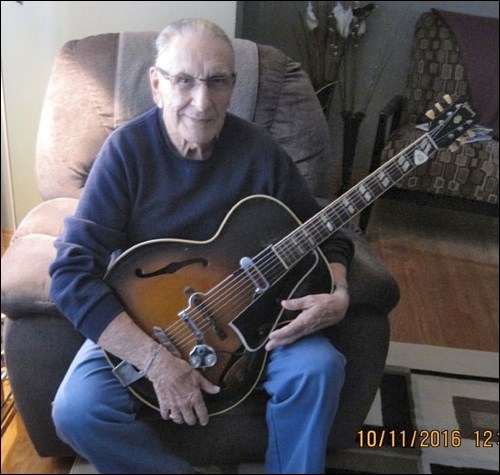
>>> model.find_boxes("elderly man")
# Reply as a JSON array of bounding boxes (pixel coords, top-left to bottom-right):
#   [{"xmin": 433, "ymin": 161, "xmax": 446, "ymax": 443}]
[{"xmin": 50, "ymin": 18, "xmax": 353, "ymax": 474}]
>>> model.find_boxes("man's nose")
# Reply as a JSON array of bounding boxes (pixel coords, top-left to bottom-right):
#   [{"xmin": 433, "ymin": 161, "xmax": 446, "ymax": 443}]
[{"xmin": 189, "ymin": 82, "xmax": 213, "ymax": 110}]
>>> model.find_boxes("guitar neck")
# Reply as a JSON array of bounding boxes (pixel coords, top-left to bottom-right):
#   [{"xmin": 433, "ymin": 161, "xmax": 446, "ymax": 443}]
[{"xmin": 272, "ymin": 133, "xmax": 438, "ymax": 269}]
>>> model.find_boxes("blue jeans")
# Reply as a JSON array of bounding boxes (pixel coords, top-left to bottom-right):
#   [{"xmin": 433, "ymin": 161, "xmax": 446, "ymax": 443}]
[{"xmin": 52, "ymin": 334, "xmax": 345, "ymax": 474}]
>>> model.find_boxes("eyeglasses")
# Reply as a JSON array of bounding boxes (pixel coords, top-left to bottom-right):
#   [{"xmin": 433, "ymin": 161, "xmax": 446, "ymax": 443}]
[{"xmin": 156, "ymin": 67, "xmax": 235, "ymax": 94}]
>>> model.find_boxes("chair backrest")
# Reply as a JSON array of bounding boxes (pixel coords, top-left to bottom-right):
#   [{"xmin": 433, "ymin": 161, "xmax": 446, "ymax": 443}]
[
  {"xmin": 35, "ymin": 33, "xmax": 332, "ymax": 202},
  {"xmin": 402, "ymin": 11, "xmax": 469, "ymax": 125},
  {"xmin": 402, "ymin": 9, "xmax": 499, "ymax": 139}
]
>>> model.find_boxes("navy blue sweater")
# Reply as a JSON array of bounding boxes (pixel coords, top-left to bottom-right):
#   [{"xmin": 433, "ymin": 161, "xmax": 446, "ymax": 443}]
[{"xmin": 49, "ymin": 108, "xmax": 353, "ymax": 341}]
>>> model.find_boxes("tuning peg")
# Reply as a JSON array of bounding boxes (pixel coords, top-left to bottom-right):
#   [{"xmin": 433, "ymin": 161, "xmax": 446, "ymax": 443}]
[
  {"xmin": 449, "ymin": 143, "xmax": 460, "ymax": 152},
  {"xmin": 434, "ymin": 102, "xmax": 444, "ymax": 112},
  {"xmin": 443, "ymin": 94, "xmax": 453, "ymax": 104},
  {"xmin": 466, "ymin": 130, "xmax": 475, "ymax": 138},
  {"xmin": 457, "ymin": 136, "xmax": 468, "ymax": 145},
  {"xmin": 425, "ymin": 109, "xmax": 436, "ymax": 120}
]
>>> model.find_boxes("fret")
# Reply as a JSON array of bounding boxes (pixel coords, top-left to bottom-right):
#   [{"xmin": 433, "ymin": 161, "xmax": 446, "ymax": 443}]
[
  {"xmin": 319, "ymin": 213, "xmax": 335, "ymax": 232},
  {"xmin": 334, "ymin": 193, "xmax": 365, "ymax": 222},
  {"xmin": 274, "ymin": 242, "xmax": 294, "ymax": 269},
  {"xmin": 341, "ymin": 196, "xmax": 357, "ymax": 216},
  {"xmin": 274, "ymin": 227, "xmax": 318, "ymax": 268},
  {"xmin": 376, "ymin": 169, "xmax": 393, "ymax": 188},
  {"xmin": 291, "ymin": 235, "xmax": 306, "ymax": 256},
  {"xmin": 364, "ymin": 175, "xmax": 387, "ymax": 197},
  {"xmin": 391, "ymin": 156, "xmax": 407, "ymax": 177},
  {"xmin": 384, "ymin": 163, "xmax": 404, "ymax": 183},
  {"xmin": 299, "ymin": 225, "xmax": 322, "ymax": 248},
  {"xmin": 396, "ymin": 155, "xmax": 412, "ymax": 173},
  {"xmin": 358, "ymin": 183, "xmax": 374, "ymax": 203},
  {"xmin": 329, "ymin": 201, "xmax": 352, "ymax": 225},
  {"xmin": 253, "ymin": 246, "xmax": 287, "ymax": 285},
  {"xmin": 421, "ymin": 136, "xmax": 437, "ymax": 155}
]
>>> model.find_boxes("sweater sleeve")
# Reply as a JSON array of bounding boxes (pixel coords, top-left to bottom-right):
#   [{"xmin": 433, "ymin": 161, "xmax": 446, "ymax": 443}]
[
  {"xmin": 318, "ymin": 229, "xmax": 354, "ymax": 269},
  {"xmin": 49, "ymin": 139, "xmax": 131, "ymax": 342}
]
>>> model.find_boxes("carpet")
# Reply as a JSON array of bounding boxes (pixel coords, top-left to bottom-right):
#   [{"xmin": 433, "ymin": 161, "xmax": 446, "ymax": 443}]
[{"xmin": 71, "ymin": 342, "xmax": 499, "ymax": 474}]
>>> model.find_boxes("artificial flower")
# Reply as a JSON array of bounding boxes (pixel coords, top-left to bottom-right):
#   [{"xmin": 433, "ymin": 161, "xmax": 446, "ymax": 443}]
[
  {"xmin": 306, "ymin": 1, "xmax": 319, "ymax": 31},
  {"xmin": 333, "ymin": 2, "xmax": 354, "ymax": 38},
  {"xmin": 298, "ymin": 1, "xmax": 377, "ymax": 115}
]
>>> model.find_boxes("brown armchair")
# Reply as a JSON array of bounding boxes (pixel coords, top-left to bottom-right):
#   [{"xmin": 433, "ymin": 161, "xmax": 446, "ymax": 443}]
[
  {"xmin": 1, "ymin": 32, "xmax": 399, "ymax": 464},
  {"xmin": 359, "ymin": 10, "xmax": 499, "ymax": 232}
]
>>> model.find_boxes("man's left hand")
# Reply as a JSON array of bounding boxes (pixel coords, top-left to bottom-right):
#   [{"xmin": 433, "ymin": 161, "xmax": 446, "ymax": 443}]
[{"xmin": 265, "ymin": 289, "xmax": 349, "ymax": 351}]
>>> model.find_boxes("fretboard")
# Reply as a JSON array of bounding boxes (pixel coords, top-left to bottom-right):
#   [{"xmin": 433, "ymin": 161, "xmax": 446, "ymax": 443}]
[{"xmin": 272, "ymin": 133, "xmax": 438, "ymax": 270}]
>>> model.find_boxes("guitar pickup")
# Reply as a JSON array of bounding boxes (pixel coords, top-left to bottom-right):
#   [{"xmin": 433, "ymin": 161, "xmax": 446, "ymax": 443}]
[{"xmin": 240, "ymin": 256, "xmax": 270, "ymax": 294}]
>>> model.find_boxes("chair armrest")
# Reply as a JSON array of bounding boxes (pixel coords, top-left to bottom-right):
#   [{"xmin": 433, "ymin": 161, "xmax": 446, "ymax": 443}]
[
  {"xmin": 358, "ymin": 95, "xmax": 405, "ymax": 233},
  {"xmin": 316, "ymin": 197, "xmax": 399, "ymax": 312},
  {"xmin": 1, "ymin": 198, "xmax": 78, "ymax": 319},
  {"xmin": 369, "ymin": 95, "xmax": 405, "ymax": 174},
  {"xmin": 346, "ymin": 230, "xmax": 400, "ymax": 315},
  {"xmin": 380, "ymin": 95, "xmax": 405, "ymax": 125}
]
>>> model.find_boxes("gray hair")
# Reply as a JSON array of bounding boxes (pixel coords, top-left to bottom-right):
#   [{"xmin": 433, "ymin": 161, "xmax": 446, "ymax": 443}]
[{"xmin": 155, "ymin": 18, "xmax": 234, "ymax": 68}]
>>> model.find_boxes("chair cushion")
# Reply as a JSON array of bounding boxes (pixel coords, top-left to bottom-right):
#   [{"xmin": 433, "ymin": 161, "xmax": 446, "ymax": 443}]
[
  {"xmin": 1, "ymin": 198, "xmax": 78, "ymax": 319},
  {"xmin": 433, "ymin": 9, "xmax": 499, "ymax": 140},
  {"xmin": 402, "ymin": 10, "xmax": 499, "ymax": 142}
]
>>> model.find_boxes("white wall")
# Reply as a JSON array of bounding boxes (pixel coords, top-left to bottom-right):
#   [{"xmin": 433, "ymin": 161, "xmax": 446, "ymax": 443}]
[{"xmin": 0, "ymin": 0, "xmax": 237, "ymax": 227}]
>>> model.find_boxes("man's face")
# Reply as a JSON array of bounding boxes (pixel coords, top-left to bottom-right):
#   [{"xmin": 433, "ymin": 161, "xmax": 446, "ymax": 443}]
[{"xmin": 151, "ymin": 34, "xmax": 235, "ymax": 158}]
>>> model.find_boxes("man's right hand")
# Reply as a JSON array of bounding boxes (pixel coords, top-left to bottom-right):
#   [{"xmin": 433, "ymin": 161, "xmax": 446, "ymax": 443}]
[
  {"xmin": 97, "ymin": 312, "xmax": 220, "ymax": 427},
  {"xmin": 147, "ymin": 347, "xmax": 220, "ymax": 426}
]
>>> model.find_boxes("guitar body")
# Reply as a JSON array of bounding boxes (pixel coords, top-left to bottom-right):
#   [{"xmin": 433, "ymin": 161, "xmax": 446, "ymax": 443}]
[{"xmin": 105, "ymin": 195, "xmax": 332, "ymax": 415}]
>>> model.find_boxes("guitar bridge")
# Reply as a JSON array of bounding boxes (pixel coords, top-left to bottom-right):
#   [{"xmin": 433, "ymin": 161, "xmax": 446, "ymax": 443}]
[{"xmin": 178, "ymin": 309, "xmax": 218, "ymax": 369}]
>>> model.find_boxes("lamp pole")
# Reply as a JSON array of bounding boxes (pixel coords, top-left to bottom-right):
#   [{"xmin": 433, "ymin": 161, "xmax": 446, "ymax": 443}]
[{"xmin": 1, "ymin": 65, "xmax": 17, "ymax": 231}]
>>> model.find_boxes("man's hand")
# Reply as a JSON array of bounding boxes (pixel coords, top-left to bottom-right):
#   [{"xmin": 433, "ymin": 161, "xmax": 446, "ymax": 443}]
[
  {"xmin": 97, "ymin": 311, "xmax": 220, "ymax": 427},
  {"xmin": 147, "ymin": 349, "xmax": 220, "ymax": 426},
  {"xmin": 265, "ymin": 287, "xmax": 349, "ymax": 351}
]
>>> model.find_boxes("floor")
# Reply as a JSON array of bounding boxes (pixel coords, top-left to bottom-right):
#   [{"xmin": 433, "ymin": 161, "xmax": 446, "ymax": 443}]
[{"xmin": 366, "ymin": 198, "xmax": 498, "ymax": 352}]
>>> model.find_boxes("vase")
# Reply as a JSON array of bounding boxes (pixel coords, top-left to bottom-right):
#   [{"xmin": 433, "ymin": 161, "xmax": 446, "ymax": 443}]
[{"xmin": 337, "ymin": 110, "xmax": 365, "ymax": 196}]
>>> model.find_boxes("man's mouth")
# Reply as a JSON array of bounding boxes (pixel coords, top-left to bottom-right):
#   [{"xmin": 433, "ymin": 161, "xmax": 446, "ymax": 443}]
[{"xmin": 185, "ymin": 116, "xmax": 213, "ymax": 123}]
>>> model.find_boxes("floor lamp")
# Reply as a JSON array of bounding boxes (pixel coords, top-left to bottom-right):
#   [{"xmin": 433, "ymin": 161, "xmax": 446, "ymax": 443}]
[{"xmin": 1, "ymin": 65, "xmax": 17, "ymax": 232}]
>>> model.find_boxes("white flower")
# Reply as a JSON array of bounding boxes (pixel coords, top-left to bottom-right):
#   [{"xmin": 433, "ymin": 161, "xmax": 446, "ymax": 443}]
[
  {"xmin": 306, "ymin": 1, "xmax": 319, "ymax": 31},
  {"xmin": 357, "ymin": 20, "xmax": 366, "ymax": 36},
  {"xmin": 333, "ymin": 2, "xmax": 354, "ymax": 38}
]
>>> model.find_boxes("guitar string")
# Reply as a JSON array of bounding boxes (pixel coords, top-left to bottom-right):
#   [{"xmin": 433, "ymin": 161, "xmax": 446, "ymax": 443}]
[{"xmin": 161, "ymin": 117, "xmax": 459, "ymax": 348}]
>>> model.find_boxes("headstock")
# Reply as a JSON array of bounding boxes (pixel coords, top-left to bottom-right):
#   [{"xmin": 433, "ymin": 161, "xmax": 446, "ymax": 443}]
[{"xmin": 424, "ymin": 95, "xmax": 478, "ymax": 151}]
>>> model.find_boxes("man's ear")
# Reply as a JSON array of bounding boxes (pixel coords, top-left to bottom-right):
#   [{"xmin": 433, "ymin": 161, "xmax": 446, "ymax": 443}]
[{"xmin": 149, "ymin": 67, "xmax": 163, "ymax": 108}]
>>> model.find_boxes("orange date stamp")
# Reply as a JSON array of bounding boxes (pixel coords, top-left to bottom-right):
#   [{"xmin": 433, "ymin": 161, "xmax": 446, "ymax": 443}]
[{"xmin": 357, "ymin": 429, "xmax": 498, "ymax": 448}]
